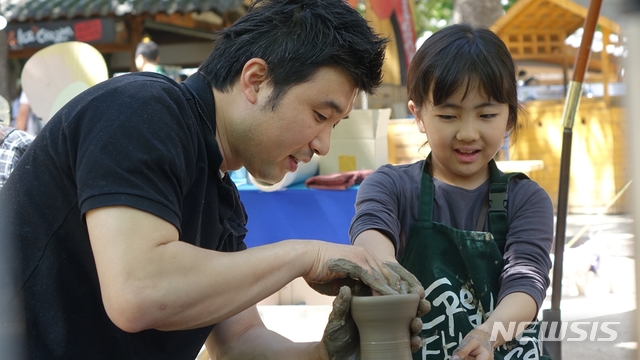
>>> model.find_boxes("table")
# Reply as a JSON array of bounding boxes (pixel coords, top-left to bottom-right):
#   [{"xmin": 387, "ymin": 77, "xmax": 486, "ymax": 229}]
[{"xmin": 237, "ymin": 183, "xmax": 358, "ymax": 248}]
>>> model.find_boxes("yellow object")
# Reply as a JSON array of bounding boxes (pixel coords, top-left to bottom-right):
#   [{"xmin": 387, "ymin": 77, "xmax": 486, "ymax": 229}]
[
  {"xmin": 338, "ymin": 156, "xmax": 357, "ymax": 172},
  {"xmin": 21, "ymin": 41, "xmax": 108, "ymax": 123}
]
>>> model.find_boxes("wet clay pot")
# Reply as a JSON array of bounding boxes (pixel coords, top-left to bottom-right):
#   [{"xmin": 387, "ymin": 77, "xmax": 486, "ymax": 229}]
[{"xmin": 351, "ymin": 293, "xmax": 420, "ymax": 360}]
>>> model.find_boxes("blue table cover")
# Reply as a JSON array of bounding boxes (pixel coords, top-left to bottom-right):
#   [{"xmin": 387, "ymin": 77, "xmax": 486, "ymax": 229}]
[{"xmin": 237, "ymin": 183, "xmax": 358, "ymax": 248}]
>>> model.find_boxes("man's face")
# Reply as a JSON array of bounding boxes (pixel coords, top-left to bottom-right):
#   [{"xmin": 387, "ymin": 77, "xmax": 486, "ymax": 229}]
[{"xmin": 231, "ymin": 66, "xmax": 358, "ymax": 184}]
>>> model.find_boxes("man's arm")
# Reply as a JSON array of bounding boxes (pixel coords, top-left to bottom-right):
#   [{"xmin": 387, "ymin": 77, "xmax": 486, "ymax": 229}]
[
  {"xmin": 206, "ymin": 305, "xmax": 324, "ymax": 360},
  {"xmin": 86, "ymin": 205, "xmax": 422, "ymax": 333}
]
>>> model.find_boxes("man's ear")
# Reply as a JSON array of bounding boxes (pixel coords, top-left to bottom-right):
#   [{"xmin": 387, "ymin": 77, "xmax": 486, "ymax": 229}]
[
  {"xmin": 408, "ymin": 100, "xmax": 426, "ymax": 134},
  {"xmin": 240, "ymin": 58, "xmax": 268, "ymax": 104}
]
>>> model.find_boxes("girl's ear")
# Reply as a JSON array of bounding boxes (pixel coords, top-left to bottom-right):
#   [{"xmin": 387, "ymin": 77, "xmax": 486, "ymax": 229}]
[{"xmin": 408, "ymin": 100, "xmax": 426, "ymax": 134}]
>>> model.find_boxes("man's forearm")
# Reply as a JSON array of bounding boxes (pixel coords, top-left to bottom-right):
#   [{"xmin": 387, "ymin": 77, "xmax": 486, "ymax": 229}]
[
  {"xmin": 215, "ymin": 330, "xmax": 324, "ymax": 360},
  {"xmin": 207, "ymin": 311, "xmax": 327, "ymax": 360}
]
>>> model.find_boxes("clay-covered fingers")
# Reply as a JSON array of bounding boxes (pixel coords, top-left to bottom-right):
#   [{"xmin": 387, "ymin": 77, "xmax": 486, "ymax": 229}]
[
  {"xmin": 383, "ymin": 262, "xmax": 426, "ymax": 297},
  {"xmin": 321, "ymin": 286, "xmax": 359, "ymax": 360},
  {"xmin": 409, "ymin": 299, "xmax": 431, "ymax": 353},
  {"xmin": 326, "ymin": 259, "xmax": 427, "ymax": 297},
  {"xmin": 410, "ymin": 334, "xmax": 422, "ymax": 353},
  {"xmin": 410, "ymin": 317, "xmax": 423, "ymax": 335},
  {"xmin": 419, "ymin": 297, "xmax": 431, "ymax": 314},
  {"xmin": 410, "ymin": 317, "xmax": 423, "ymax": 353},
  {"xmin": 327, "ymin": 259, "xmax": 398, "ymax": 295}
]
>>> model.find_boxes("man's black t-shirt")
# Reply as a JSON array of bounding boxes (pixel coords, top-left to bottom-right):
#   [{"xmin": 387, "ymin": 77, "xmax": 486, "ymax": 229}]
[{"xmin": 0, "ymin": 72, "xmax": 248, "ymax": 359}]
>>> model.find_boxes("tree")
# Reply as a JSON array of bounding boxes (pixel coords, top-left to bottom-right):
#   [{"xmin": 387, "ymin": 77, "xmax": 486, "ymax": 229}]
[
  {"xmin": 452, "ymin": 0, "xmax": 503, "ymax": 28},
  {"xmin": 413, "ymin": 0, "xmax": 520, "ymax": 37},
  {"xmin": 414, "ymin": 0, "xmax": 453, "ymax": 35}
]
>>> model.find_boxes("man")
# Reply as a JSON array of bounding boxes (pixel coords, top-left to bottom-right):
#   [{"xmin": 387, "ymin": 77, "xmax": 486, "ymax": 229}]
[
  {"xmin": 0, "ymin": 0, "xmax": 428, "ymax": 359},
  {"xmin": 134, "ymin": 39, "xmax": 167, "ymax": 75}
]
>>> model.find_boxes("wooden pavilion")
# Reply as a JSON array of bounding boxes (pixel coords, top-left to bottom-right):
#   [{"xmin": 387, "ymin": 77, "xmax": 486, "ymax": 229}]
[{"xmin": 490, "ymin": 0, "xmax": 629, "ymax": 214}]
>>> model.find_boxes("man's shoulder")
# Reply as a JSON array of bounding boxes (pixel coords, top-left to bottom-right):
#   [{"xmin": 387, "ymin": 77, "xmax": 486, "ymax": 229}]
[{"xmin": 110, "ymin": 72, "xmax": 175, "ymax": 86}]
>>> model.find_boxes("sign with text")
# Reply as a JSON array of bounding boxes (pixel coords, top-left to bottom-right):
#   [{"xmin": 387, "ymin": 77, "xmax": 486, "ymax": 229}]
[{"xmin": 6, "ymin": 18, "xmax": 116, "ymax": 50}]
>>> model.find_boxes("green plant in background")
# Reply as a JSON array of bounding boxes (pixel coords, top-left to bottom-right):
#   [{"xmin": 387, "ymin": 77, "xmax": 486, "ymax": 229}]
[
  {"xmin": 351, "ymin": 0, "xmax": 520, "ymax": 44},
  {"xmin": 413, "ymin": 0, "xmax": 520, "ymax": 37}
]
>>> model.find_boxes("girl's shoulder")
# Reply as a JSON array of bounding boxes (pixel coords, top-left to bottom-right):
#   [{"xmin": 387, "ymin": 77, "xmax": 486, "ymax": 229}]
[
  {"xmin": 359, "ymin": 160, "xmax": 424, "ymax": 196},
  {"xmin": 374, "ymin": 160, "xmax": 424, "ymax": 181},
  {"xmin": 507, "ymin": 175, "xmax": 554, "ymax": 212}
]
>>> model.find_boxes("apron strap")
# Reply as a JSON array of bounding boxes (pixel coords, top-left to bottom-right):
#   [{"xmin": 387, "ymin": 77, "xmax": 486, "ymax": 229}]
[
  {"xmin": 417, "ymin": 157, "xmax": 434, "ymax": 222},
  {"xmin": 475, "ymin": 200, "xmax": 489, "ymax": 232},
  {"xmin": 485, "ymin": 160, "xmax": 529, "ymax": 253}
]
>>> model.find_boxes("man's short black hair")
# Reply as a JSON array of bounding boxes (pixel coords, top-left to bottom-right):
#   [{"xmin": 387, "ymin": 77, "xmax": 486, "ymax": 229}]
[{"xmin": 199, "ymin": 0, "xmax": 387, "ymax": 109}]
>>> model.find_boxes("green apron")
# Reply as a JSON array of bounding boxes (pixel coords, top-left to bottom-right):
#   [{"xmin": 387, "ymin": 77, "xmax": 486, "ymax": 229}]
[{"xmin": 400, "ymin": 159, "xmax": 551, "ymax": 360}]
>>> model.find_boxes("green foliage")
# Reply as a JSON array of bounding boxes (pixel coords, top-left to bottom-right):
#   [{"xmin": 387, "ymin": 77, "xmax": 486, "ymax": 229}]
[
  {"xmin": 413, "ymin": 0, "xmax": 453, "ymax": 35},
  {"xmin": 351, "ymin": 0, "xmax": 520, "ymax": 41},
  {"xmin": 413, "ymin": 0, "xmax": 520, "ymax": 38},
  {"xmin": 502, "ymin": 0, "xmax": 519, "ymax": 12}
]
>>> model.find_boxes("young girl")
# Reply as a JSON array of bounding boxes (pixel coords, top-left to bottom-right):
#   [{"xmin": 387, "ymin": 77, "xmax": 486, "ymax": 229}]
[{"xmin": 350, "ymin": 24, "xmax": 553, "ymax": 360}]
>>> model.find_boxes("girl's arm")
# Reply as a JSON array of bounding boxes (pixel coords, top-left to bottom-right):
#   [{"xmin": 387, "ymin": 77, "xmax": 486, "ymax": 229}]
[
  {"xmin": 452, "ymin": 292, "xmax": 536, "ymax": 359},
  {"xmin": 353, "ymin": 229, "xmax": 398, "ymax": 263}
]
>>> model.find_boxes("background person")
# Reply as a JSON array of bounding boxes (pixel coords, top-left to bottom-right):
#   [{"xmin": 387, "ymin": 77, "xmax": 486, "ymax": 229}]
[
  {"xmin": 135, "ymin": 39, "xmax": 167, "ymax": 75},
  {"xmin": 350, "ymin": 24, "xmax": 553, "ymax": 360},
  {"xmin": 0, "ymin": 0, "xmax": 428, "ymax": 359},
  {"xmin": 11, "ymin": 90, "xmax": 42, "ymax": 136}
]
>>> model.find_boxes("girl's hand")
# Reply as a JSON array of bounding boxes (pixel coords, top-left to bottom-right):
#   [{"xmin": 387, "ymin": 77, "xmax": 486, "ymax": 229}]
[{"xmin": 451, "ymin": 328, "xmax": 495, "ymax": 360}]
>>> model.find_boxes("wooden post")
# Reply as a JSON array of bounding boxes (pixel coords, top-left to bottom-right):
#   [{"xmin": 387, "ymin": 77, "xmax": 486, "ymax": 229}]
[
  {"xmin": 129, "ymin": 16, "xmax": 144, "ymax": 73},
  {"xmin": 602, "ymin": 27, "xmax": 610, "ymax": 104},
  {"xmin": 543, "ymin": 0, "xmax": 603, "ymax": 358}
]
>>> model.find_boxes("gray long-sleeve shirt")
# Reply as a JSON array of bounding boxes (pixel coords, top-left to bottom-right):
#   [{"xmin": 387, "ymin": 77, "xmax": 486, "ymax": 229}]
[{"xmin": 349, "ymin": 160, "xmax": 554, "ymax": 309}]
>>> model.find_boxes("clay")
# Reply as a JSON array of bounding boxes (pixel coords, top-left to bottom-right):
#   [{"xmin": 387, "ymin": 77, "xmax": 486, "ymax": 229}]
[{"xmin": 351, "ymin": 293, "xmax": 421, "ymax": 360}]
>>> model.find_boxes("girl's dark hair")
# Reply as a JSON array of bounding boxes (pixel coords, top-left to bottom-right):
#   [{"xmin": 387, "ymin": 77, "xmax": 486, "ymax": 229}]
[
  {"xmin": 199, "ymin": 0, "xmax": 387, "ymax": 109},
  {"xmin": 407, "ymin": 24, "xmax": 520, "ymax": 141}
]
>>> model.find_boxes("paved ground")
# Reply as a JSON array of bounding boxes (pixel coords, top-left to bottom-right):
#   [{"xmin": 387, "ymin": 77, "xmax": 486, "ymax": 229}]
[
  {"xmin": 549, "ymin": 213, "xmax": 637, "ymax": 360},
  {"xmin": 257, "ymin": 213, "xmax": 638, "ymax": 360}
]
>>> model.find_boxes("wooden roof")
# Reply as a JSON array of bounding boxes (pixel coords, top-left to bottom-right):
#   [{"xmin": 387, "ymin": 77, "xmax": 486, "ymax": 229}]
[
  {"xmin": 490, "ymin": 0, "xmax": 621, "ymax": 69},
  {"xmin": 0, "ymin": 0, "xmax": 244, "ymax": 23}
]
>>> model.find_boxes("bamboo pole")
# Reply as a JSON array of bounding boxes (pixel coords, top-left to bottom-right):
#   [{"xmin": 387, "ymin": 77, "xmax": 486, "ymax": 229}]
[{"xmin": 542, "ymin": 0, "xmax": 603, "ymax": 359}]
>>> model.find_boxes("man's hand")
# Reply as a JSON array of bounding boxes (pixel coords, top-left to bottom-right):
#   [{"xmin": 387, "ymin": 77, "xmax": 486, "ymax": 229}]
[
  {"xmin": 307, "ymin": 252, "xmax": 432, "ymax": 356},
  {"xmin": 319, "ymin": 284, "xmax": 430, "ymax": 358},
  {"xmin": 304, "ymin": 246, "xmax": 424, "ymax": 296},
  {"xmin": 451, "ymin": 328, "xmax": 494, "ymax": 360},
  {"xmin": 321, "ymin": 286, "xmax": 359, "ymax": 360}
]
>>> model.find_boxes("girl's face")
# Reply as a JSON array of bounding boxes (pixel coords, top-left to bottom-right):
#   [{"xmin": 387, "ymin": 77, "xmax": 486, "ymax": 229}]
[{"xmin": 409, "ymin": 83, "xmax": 509, "ymax": 189}]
